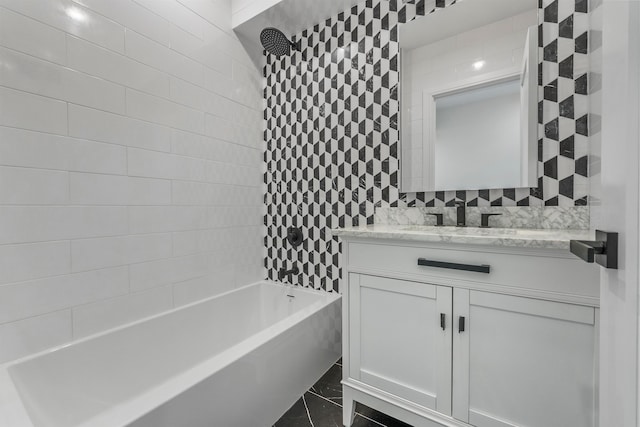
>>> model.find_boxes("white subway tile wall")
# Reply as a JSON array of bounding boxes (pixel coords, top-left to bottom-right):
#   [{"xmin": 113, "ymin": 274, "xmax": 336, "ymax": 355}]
[{"xmin": 0, "ymin": 0, "xmax": 264, "ymax": 363}]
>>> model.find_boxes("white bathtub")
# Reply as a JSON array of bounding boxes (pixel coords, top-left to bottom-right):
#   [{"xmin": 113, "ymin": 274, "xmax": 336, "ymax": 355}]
[{"xmin": 0, "ymin": 281, "xmax": 341, "ymax": 427}]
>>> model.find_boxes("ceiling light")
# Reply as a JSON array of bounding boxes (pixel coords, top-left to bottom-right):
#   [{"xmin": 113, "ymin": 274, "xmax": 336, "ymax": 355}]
[{"xmin": 472, "ymin": 60, "xmax": 486, "ymax": 71}]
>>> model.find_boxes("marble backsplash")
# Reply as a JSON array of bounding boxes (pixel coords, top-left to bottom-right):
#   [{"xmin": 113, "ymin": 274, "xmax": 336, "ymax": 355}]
[{"xmin": 375, "ymin": 206, "xmax": 590, "ymax": 230}]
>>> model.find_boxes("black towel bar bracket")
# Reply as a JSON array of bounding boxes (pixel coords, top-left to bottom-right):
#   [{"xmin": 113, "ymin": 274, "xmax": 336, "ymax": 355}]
[{"xmin": 570, "ymin": 230, "xmax": 618, "ymax": 269}]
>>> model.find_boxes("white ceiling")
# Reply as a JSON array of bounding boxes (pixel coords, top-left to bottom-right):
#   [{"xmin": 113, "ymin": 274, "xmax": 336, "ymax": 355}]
[{"xmin": 233, "ymin": 0, "xmax": 361, "ymax": 69}]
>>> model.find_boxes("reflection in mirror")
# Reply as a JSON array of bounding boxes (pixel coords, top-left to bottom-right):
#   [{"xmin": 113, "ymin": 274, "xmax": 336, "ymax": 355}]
[
  {"xmin": 399, "ymin": 0, "xmax": 538, "ymax": 193},
  {"xmin": 435, "ymin": 77, "xmax": 521, "ymax": 190}
]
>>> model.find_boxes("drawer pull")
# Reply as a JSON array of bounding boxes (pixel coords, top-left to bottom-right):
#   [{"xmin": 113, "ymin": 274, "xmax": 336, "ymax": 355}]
[
  {"xmin": 417, "ymin": 258, "xmax": 491, "ymax": 274},
  {"xmin": 440, "ymin": 313, "xmax": 446, "ymax": 330},
  {"xmin": 459, "ymin": 316, "xmax": 466, "ymax": 333}
]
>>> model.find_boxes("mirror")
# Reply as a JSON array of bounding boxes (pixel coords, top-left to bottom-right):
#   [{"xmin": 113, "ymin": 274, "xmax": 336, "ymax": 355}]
[{"xmin": 399, "ymin": 0, "xmax": 539, "ymax": 193}]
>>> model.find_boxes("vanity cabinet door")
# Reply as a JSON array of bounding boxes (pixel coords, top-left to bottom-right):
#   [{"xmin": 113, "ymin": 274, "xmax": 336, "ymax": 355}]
[
  {"xmin": 452, "ymin": 289, "xmax": 598, "ymax": 427},
  {"xmin": 348, "ymin": 274, "xmax": 453, "ymax": 415}
]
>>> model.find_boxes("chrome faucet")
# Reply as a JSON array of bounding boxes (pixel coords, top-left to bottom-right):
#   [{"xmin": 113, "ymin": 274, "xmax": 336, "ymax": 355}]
[{"xmin": 455, "ymin": 201, "xmax": 466, "ymax": 227}]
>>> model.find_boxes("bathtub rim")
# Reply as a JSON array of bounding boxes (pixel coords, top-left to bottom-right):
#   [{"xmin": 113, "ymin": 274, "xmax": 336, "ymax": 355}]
[{"xmin": 0, "ymin": 280, "xmax": 341, "ymax": 427}]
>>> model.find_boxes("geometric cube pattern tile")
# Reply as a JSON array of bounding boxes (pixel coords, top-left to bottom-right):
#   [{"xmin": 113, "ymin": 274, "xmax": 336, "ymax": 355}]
[{"xmin": 264, "ymin": 0, "xmax": 590, "ymax": 291}]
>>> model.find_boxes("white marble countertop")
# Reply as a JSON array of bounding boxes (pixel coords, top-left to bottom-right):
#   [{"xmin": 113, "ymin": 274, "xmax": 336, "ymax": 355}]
[{"xmin": 331, "ymin": 224, "xmax": 595, "ymax": 250}]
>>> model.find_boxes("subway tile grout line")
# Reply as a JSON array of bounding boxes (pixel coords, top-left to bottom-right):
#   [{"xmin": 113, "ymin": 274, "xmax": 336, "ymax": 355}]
[
  {"xmin": 0, "ymin": 82, "xmax": 262, "ymax": 144},
  {"xmin": 0, "ymin": 167, "xmax": 264, "ymax": 190},
  {"xmin": 0, "ymin": 226, "xmax": 262, "ymax": 248},
  {"xmin": 0, "ymin": 13, "xmax": 254, "ymax": 105},
  {"xmin": 0, "ymin": 248, "xmax": 259, "ymax": 293},
  {"xmin": 0, "ymin": 120, "xmax": 263, "ymax": 158},
  {"xmin": 172, "ymin": 0, "xmax": 241, "ymax": 39}
]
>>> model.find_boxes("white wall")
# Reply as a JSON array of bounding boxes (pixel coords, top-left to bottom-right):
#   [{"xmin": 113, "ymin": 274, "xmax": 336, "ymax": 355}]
[
  {"xmin": 593, "ymin": 0, "xmax": 640, "ymax": 425},
  {"xmin": 0, "ymin": 0, "xmax": 264, "ymax": 363}
]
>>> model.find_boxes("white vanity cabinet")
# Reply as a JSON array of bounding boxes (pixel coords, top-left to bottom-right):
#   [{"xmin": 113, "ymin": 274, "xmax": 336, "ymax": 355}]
[{"xmin": 339, "ymin": 235, "xmax": 600, "ymax": 427}]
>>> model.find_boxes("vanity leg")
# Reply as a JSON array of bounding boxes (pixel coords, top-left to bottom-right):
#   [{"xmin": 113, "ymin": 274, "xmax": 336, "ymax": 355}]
[{"xmin": 343, "ymin": 388, "xmax": 356, "ymax": 426}]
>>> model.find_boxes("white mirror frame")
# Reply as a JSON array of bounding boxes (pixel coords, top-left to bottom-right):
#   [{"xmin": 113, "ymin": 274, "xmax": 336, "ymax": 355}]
[{"xmin": 520, "ymin": 25, "xmax": 539, "ymax": 189}]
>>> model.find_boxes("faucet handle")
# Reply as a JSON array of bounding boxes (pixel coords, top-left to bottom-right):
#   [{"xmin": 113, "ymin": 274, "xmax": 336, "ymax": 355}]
[
  {"xmin": 427, "ymin": 213, "xmax": 444, "ymax": 226},
  {"xmin": 480, "ymin": 213, "xmax": 502, "ymax": 228}
]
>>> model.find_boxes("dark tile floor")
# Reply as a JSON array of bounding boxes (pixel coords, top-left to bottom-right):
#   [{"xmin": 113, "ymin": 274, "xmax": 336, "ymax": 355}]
[{"xmin": 273, "ymin": 359, "xmax": 412, "ymax": 427}]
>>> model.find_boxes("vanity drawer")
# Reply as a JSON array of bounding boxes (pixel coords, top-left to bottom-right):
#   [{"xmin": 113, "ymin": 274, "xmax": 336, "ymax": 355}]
[{"xmin": 346, "ymin": 241, "xmax": 600, "ymax": 300}]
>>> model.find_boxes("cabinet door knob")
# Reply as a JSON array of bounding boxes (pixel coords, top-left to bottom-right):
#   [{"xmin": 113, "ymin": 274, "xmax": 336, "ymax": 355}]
[
  {"xmin": 440, "ymin": 313, "xmax": 446, "ymax": 330},
  {"xmin": 458, "ymin": 316, "xmax": 466, "ymax": 333}
]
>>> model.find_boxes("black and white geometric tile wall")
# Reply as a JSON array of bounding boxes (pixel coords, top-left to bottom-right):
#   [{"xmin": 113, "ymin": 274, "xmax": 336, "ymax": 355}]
[{"xmin": 264, "ymin": 0, "xmax": 590, "ymax": 291}]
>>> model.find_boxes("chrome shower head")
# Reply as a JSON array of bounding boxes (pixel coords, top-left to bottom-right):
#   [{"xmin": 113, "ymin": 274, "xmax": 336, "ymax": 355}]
[{"xmin": 260, "ymin": 27, "xmax": 297, "ymax": 57}]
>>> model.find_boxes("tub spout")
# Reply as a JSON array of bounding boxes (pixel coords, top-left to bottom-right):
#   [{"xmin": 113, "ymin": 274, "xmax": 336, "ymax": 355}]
[{"xmin": 278, "ymin": 265, "xmax": 299, "ymax": 281}]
